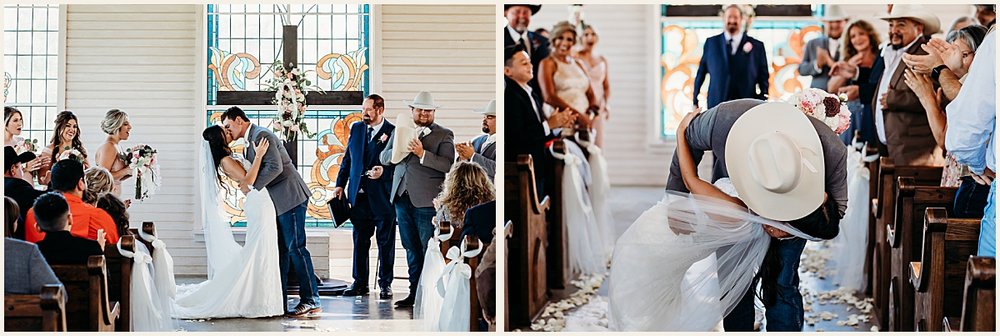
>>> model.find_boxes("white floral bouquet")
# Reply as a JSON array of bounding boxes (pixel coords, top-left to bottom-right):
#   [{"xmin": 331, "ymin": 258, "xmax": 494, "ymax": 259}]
[
  {"xmin": 123, "ymin": 144, "xmax": 161, "ymax": 200},
  {"xmin": 57, "ymin": 146, "xmax": 85, "ymax": 163},
  {"xmin": 785, "ymin": 88, "xmax": 852, "ymax": 135},
  {"xmin": 263, "ymin": 61, "xmax": 323, "ymax": 140}
]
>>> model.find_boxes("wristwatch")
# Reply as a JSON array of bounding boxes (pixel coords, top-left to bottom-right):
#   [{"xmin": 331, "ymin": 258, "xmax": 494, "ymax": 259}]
[{"xmin": 931, "ymin": 64, "xmax": 948, "ymax": 82}]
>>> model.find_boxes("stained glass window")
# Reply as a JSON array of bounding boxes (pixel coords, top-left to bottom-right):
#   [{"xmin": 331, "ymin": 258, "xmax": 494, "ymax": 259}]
[
  {"xmin": 659, "ymin": 5, "xmax": 822, "ymax": 139},
  {"xmin": 206, "ymin": 4, "xmax": 370, "ymax": 227},
  {"xmin": 3, "ymin": 4, "xmax": 59, "ymax": 147}
]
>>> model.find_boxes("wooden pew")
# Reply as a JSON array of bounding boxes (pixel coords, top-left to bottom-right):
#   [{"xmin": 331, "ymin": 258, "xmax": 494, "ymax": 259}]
[
  {"xmin": 869, "ymin": 158, "xmax": 942, "ymax": 329},
  {"xmin": 4, "ymin": 284, "xmax": 68, "ymax": 331},
  {"xmin": 130, "ymin": 221, "xmax": 156, "ymax": 254},
  {"xmin": 103, "ymin": 234, "xmax": 136, "ymax": 331},
  {"xmin": 438, "ymin": 219, "xmax": 454, "ymax": 256},
  {"xmin": 909, "ymin": 208, "xmax": 980, "ymax": 331},
  {"xmin": 547, "ymin": 140, "xmax": 575, "ymax": 290},
  {"xmin": 465, "ymin": 235, "xmax": 482, "ymax": 331},
  {"xmin": 49, "ymin": 255, "xmax": 120, "ymax": 331},
  {"xmin": 505, "ymin": 155, "xmax": 550, "ymax": 328},
  {"xmin": 887, "ymin": 178, "xmax": 956, "ymax": 331},
  {"xmin": 943, "ymin": 256, "xmax": 996, "ymax": 331},
  {"xmin": 503, "ymin": 221, "xmax": 512, "ymax": 332}
]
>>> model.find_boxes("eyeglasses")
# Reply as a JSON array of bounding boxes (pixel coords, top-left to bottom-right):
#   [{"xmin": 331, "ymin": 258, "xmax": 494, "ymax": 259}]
[{"xmin": 413, "ymin": 109, "xmax": 435, "ymax": 114}]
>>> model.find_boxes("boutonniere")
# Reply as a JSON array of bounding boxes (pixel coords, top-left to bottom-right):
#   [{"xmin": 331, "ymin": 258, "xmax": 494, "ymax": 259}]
[
  {"xmin": 418, "ymin": 127, "xmax": 432, "ymax": 138},
  {"xmin": 378, "ymin": 134, "xmax": 388, "ymax": 143},
  {"xmin": 742, "ymin": 42, "xmax": 753, "ymax": 53}
]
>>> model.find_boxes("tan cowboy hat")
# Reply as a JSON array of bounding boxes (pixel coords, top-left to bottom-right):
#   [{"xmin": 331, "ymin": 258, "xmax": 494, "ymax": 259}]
[
  {"xmin": 879, "ymin": 4, "xmax": 941, "ymax": 35},
  {"xmin": 817, "ymin": 4, "xmax": 848, "ymax": 21},
  {"xmin": 475, "ymin": 99, "xmax": 496, "ymax": 116},
  {"xmin": 725, "ymin": 102, "xmax": 826, "ymax": 222},
  {"xmin": 406, "ymin": 91, "xmax": 440, "ymax": 110}
]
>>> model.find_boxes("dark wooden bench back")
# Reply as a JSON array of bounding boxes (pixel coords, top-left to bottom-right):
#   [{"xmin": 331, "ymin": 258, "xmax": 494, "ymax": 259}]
[
  {"xmin": 103, "ymin": 234, "xmax": 135, "ymax": 331},
  {"xmin": 49, "ymin": 255, "xmax": 119, "ymax": 331},
  {"xmin": 4, "ymin": 284, "xmax": 67, "ymax": 331},
  {"xmin": 911, "ymin": 208, "xmax": 980, "ymax": 331},
  {"xmin": 960, "ymin": 256, "xmax": 995, "ymax": 331},
  {"xmin": 505, "ymin": 155, "xmax": 550, "ymax": 328}
]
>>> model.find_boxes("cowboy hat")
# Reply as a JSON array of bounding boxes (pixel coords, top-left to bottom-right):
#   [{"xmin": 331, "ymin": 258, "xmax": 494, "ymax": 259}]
[
  {"xmin": 816, "ymin": 4, "xmax": 848, "ymax": 21},
  {"xmin": 475, "ymin": 99, "xmax": 496, "ymax": 116},
  {"xmin": 504, "ymin": 4, "xmax": 541, "ymax": 15},
  {"xmin": 880, "ymin": 4, "xmax": 941, "ymax": 35},
  {"xmin": 725, "ymin": 102, "xmax": 826, "ymax": 222},
  {"xmin": 406, "ymin": 91, "xmax": 440, "ymax": 110}
]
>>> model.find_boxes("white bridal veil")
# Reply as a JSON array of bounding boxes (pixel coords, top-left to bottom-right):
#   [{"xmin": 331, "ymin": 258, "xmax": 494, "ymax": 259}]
[{"xmin": 199, "ymin": 141, "xmax": 242, "ymax": 279}]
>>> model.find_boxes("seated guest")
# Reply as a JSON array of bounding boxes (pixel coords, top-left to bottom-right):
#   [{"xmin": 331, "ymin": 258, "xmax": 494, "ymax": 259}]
[
  {"xmin": 95, "ymin": 193, "xmax": 129, "ymax": 241},
  {"xmin": 83, "ymin": 166, "xmax": 114, "ymax": 205},
  {"xmin": 462, "ymin": 200, "xmax": 496, "ymax": 248},
  {"xmin": 5, "ymin": 146, "xmax": 45, "ymax": 240},
  {"xmin": 432, "ymin": 162, "xmax": 495, "ymax": 231},
  {"xmin": 24, "ymin": 159, "xmax": 119, "ymax": 245},
  {"xmin": 33, "ymin": 192, "xmax": 104, "ymax": 264},
  {"xmin": 4, "ymin": 196, "xmax": 62, "ymax": 294}
]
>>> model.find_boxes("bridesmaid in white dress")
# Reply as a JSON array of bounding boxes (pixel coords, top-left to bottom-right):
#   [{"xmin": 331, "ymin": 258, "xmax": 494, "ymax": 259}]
[
  {"xmin": 576, "ymin": 23, "xmax": 611, "ymax": 148},
  {"xmin": 94, "ymin": 109, "xmax": 134, "ymax": 200},
  {"xmin": 538, "ymin": 21, "xmax": 598, "ymax": 130}
]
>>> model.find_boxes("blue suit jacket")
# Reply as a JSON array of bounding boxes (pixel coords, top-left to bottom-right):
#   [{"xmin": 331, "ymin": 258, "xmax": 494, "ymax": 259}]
[
  {"xmin": 336, "ymin": 120, "xmax": 396, "ymax": 217},
  {"xmin": 693, "ymin": 33, "xmax": 769, "ymax": 109}
]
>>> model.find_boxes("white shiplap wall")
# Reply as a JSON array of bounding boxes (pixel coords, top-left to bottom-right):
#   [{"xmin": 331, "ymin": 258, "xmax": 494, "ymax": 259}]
[
  {"xmin": 530, "ymin": 4, "xmax": 978, "ymax": 187},
  {"xmin": 62, "ymin": 4, "xmax": 206, "ymax": 275}
]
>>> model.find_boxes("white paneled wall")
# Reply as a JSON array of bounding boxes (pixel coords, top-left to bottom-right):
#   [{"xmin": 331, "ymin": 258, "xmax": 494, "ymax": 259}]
[
  {"xmin": 63, "ymin": 4, "xmax": 207, "ymax": 275},
  {"xmin": 529, "ymin": 4, "xmax": 979, "ymax": 187}
]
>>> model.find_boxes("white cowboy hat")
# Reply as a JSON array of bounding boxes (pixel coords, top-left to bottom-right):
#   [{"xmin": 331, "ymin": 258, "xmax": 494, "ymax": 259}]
[
  {"xmin": 406, "ymin": 91, "xmax": 440, "ymax": 110},
  {"xmin": 879, "ymin": 4, "xmax": 941, "ymax": 35},
  {"xmin": 475, "ymin": 99, "xmax": 496, "ymax": 116},
  {"xmin": 817, "ymin": 4, "xmax": 848, "ymax": 21},
  {"xmin": 725, "ymin": 102, "xmax": 826, "ymax": 222}
]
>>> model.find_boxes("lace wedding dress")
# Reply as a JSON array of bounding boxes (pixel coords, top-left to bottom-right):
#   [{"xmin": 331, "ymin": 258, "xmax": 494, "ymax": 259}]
[
  {"xmin": 172, "ymin": 149, "xmax": 284, "ymax": 319},
  {"xmin": 608, "ymin": 179, "xmax": 815, "ymax": 331}
]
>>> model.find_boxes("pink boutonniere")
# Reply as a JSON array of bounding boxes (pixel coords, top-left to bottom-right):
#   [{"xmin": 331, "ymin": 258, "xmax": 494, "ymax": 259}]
[
  {"xmin": 742, "ymin": 42, "xmax": 753, "ymax": 53},
  {"xmin": 378, "ymin": 134, "xmax": 388, "ymax": 143}
]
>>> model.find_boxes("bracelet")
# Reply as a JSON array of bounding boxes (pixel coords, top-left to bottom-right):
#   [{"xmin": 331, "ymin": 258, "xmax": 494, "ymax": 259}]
[{"xmin": 930, "ymin": 64, "xmax": 948, "ymax": 82}]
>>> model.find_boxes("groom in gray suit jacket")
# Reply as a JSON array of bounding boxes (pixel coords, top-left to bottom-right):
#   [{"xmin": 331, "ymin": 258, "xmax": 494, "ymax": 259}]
[
  {"xmin": 797, "ymin": 7, "xmax": 849, "ymax": 90},
  {"xmin": 221, "ymin": 106, "xmax": 320, "ymax": 316},
  {"xmin": 380, "ymin": 91, "xmax": 455, "ymax": 307}
]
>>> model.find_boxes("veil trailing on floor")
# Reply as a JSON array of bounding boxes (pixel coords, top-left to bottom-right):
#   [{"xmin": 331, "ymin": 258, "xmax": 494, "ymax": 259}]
[
  {"xmin": 608, "ymin": 190, "xmax": 817, "ymax": 331},
  {"xmin": 199, "ymin": 141, "xmax": 242, "ymax": 279}
]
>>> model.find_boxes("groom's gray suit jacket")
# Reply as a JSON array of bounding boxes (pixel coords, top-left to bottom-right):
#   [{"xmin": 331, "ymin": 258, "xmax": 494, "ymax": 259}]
[
  {"xmin": 246, "ymin": 124, "xmax": 310, "ymax": 215},
  {"xmin": 664, "ymin": 99, "xmax": 849, "ymax": 217},
  {"xmin": 380, "ymin": 122, "xmax": 455, "ymax": 208}
]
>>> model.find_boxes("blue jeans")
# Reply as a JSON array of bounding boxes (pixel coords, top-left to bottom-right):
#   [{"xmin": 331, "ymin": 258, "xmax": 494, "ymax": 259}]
[
  {"xmin": 277, "ymin": 201, "xmax": 319, "ymax": 305},
  {"xmin": 394, "ymin": 193, "xmax": 436, "ymax": 293},
  {"xmin": 723, "ymin": 238, "xmax": 808, "ymax": 331},
  {"xmin": 979, "ymin": 182, "xmax": 996, "ymax": 257}
]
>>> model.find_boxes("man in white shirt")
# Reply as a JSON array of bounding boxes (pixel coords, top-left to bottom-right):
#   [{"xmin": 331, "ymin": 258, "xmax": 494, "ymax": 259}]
[
  {"xmin": 873, "ymin": 5, "xmax": 942, "ymax": 165},
  {"xmin": 457, "ymin": 99, "xmax": 497, "ymax": 180},
  {"xmin": 798, "ymin": 5, "xmax": 849, "ymax": 90},
  {"xmin": 504, "ymin": 4, "xmax": 549, "ymax": 93}
]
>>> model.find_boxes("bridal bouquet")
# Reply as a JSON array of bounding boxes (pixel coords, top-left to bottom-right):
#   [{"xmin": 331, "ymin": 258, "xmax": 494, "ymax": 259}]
[
  {"xmin": 57, "ymin": 146, "xmax": 85, "ymax": 163},
  {"xmin": 786, "ymin": 88, "xmax": 852, "ymax": 135},
  {"xmin": 123, "ymin": 144, "xmax": 161, "ymax": 200},
  {"xmin": 263, "ymin": 61, "xmax": 323, "ymax": 140}
]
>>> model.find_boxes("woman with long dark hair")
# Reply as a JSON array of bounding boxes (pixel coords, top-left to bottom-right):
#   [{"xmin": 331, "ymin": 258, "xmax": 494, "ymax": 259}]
[{"xmin": 38, "ymin": 111, "xmax": 89, "ymax": 185}]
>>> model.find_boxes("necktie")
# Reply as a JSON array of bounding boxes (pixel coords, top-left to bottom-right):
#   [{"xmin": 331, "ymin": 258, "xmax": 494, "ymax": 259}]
[
  {"xmin": 727, "ymin": 38, "xmax": 734, "ymax": 55},
  {"xmin": 366, "ymin": 126, "xmax": 374, "ymax": 142},
  {"xmin": 520, "ymin": 36, "xmax": 531, "ymax": 56}
]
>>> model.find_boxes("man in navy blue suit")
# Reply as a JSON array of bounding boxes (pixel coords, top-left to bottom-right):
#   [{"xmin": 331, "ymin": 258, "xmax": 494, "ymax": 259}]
[
  {"xmin": 334, "ymin": 94, "xmax": 397, "ymax": 300},
  {"xmin": 692, "ymin": 5, "xmax": 770, "ymax": 110}
]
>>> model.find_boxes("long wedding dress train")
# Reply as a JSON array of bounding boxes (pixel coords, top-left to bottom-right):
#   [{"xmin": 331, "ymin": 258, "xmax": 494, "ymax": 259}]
[{"xmin": 830, "ymin": 142, "xmax": 876, "ymax": 291}]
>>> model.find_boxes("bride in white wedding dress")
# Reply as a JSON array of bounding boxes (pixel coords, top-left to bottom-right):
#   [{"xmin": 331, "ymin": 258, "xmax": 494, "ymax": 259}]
[{"xmin": 172, "ymin": 125, "xmax": 284, "ymax": 319}]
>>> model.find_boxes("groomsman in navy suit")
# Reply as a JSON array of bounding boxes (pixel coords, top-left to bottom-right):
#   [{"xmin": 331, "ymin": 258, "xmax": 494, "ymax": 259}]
[
  {"xmin": 334, "ymin": 94, "xmax": 397, "ymax": 300},
  {"xmin": 693, "ymin": 5, "xmax": 770, "ymax": 110}
]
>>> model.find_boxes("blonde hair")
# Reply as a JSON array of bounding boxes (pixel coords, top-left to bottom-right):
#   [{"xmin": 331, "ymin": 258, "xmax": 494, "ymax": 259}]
[
  {"xmin": 550, "ymin": 21, "xmax": 578, "ymax": 45},
  {"xmin": 83, "ymin": 166, "xmax": 114, "ymax": 204},
  {"xmin": 436, "ymin": 162, "xmax": 495, "ymax": 227},
  {"xmin": 101, "ymin": 109, "xmax": 128, "ymax": 135}
]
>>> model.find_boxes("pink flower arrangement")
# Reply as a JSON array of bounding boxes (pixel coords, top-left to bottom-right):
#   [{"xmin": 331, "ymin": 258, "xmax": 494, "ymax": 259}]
[
  {"xmin": 786, "ymin": 88, "xmax": 852, "ymax": 135},
  {"xmin": 123, "ymin": 144, "xmax": 161, "ymax": 200}
]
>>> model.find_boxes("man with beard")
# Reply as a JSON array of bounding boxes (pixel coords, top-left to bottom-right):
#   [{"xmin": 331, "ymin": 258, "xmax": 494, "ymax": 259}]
[
  {"xmin": 799, "ymin": 5, "xmax": 849, "ymax": 90},
  {"xmin": 457, "ymin": 99, "xmax": 496, "ymax": 180},
  {"xmin": 875, "ymin": 5, "xmax": 942, "ymax": 165},
  {"xmin": 692, "ymin": 4, "xmax": 769, "ymax": 111},
  {"xmin": 334, "ymin": 94, "xmax": 397, "ymax": 300},
  {"xmin": 379, "ymin": 91, "xmax": 455, "ymax": 308},
  {"xmin": 976, "ymin": 4, "xmax": 995, "ymax": 29},
  {"xmin": 504, "ymin": 4, "xmax": 549, "ymax": 92}
]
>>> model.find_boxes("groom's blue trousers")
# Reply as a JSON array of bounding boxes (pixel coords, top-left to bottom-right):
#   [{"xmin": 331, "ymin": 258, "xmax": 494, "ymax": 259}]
[
  {"xmin": 723, "ymin": 237, "xmax": 807, "ymax": 331},
  {"xmin": 277, "ymin": 201, "xmax": 320, "ymax": 306}
]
